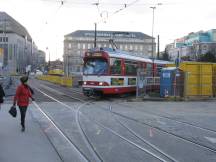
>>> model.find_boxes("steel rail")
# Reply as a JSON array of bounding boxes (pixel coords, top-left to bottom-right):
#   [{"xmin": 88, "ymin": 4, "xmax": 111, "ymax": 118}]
[
  {"xmin": 35, "ymin": 88, "xmax": 103, "ymax": 162},
  {"xmin": 34, "ymin": 87, "xmax": 169, "ymax": 162},
  {"xmin": 33, "ymin": 101, "xmax": 89, "ymax": 162}
]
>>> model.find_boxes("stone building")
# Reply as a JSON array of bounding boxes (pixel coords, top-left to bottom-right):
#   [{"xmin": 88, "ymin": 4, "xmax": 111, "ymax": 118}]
[{"xmin": 63, "ymin": 30, "xmax": 155, "ymax": 75}]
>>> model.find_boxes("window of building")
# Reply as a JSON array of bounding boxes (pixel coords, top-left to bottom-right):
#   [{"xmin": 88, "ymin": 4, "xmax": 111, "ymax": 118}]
[
  {"xmin": 135, "ymin": 45, "xmax": 138, "ymax": 51},
  {"xmin": 140, "ymin": 45, "xmax": 143, "ymax": 51},
  {"xmin": 110, "ymin": 58, "xmax": 121, "ymax": 75},
  {"xmin": 125, "ymin": 60, "xmax": 137, "ymax": 75},
  {"xmin": 9, "ymin": 44, "xmax": 13, "ymax": 60},
  {"xmin": 125, "ymin": 45, "xmax": 128, "ymax": 50},
  {"xmin": 130, "ymin": 45, "xmax": 133, "ymax": 50},
  {"xmin": 77, "ymin": 51, "xmax": 80, "ymax": 56},
  {"xmin": 88, "ymin": 43, "xmax": 91, "ymax": 49},
  {"xmin": 82, "ymin": 43, "xmax": 86, "ymax": 49},
  {"xmin": 3, "ymin": 37, "xmax": 8, "ymax": 42},
  {"xmin": 78, "ymin": 43, "xmax": 81, "ymax": 49},
  {"xmin": 77, "ymin": 66, "xmax": 80, "ymax": 72},
  {"xmin": 68, "ymin": 43, "xmax": 72, "ymax": 49},
  {"xmin": 120, "ymin": 44, "xmax": 123, "ymax": 50}
]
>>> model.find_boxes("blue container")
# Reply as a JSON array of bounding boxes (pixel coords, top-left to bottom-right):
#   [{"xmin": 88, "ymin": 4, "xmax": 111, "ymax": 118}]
[{"xmin": 160, "ymin": 67, "xmax": 177, "ymax": 97}]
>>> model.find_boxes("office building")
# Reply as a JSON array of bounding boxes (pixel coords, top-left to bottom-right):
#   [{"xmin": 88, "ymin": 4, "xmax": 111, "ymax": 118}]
[
  {"xmin": 64, "ymin": 30, "xmax": 155, "ymax": 75},
  {"xmin": 0, "ymin": 12, "xmax": 45, "ymax": 74},
  {"xmin": 166, "ymin": 29, "xmax": 216, "ymax": 60}
]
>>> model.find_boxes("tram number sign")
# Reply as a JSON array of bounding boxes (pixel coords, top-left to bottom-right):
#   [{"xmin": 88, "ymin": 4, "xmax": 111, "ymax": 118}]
[{"xmin": 92, "ymin": 53, "xmax": 102, "ymax": 57}]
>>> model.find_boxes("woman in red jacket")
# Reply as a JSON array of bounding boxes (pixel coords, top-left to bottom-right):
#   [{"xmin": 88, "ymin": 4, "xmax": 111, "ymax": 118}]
[{"xmin": 13, "ymin": 76, "xmax": 33, "ymax": 132}]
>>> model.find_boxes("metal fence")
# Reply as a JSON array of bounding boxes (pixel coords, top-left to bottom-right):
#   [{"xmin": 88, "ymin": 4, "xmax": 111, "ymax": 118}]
[
  {"xmin": 137, "ymin": 68, "xmax": 215, "ymax": 99},
  {"xmin": 136, "ymin": 69, "xmax": 160, "ymax": 97}
]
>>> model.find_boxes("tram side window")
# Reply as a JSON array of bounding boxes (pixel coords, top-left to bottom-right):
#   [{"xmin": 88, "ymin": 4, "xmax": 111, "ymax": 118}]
[
  {"xmin": 146, "ymin": 63, "xmax": 153, "ymax": 76},
  {"xmin": 110, "ymin": 58, "xmax": 121, "ymax": 75},
  {"xmin": 125, "ymin": 60, "xmax": 137, "ymax": 75}
]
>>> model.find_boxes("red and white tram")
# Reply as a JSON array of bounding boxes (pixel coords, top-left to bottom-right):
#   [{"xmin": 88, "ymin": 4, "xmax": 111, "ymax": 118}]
[{"xmin": 82, "ymin": 48, "xmax": 170, "ymax": 96}]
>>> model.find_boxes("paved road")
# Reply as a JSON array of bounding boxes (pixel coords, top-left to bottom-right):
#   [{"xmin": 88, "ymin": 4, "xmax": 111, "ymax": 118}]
[
  {"xmin": 1, "ymin": 77, "xmax": 216, "ymax": 162},
  {"xmin": 0, "ymin": 104, "xmax": 62, "ymax": 162}
]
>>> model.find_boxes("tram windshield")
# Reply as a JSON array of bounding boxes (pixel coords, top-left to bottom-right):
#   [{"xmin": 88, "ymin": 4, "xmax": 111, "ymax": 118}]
[{"xmin": 83, "ymin": 58, "xmax": 108, "ymax": 75}]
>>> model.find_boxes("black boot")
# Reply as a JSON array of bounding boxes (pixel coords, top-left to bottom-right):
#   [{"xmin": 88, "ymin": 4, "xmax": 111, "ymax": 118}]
[
  {"xmin": 21, "ymin": 127, "xmax": 25, "ymax": 132},
  {"xmin": 21, "ymin": 125, "xmax": 25, "ymax": 132}
]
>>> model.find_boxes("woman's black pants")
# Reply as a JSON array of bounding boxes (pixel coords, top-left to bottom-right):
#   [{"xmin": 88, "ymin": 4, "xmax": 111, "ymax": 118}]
[{"xmin": 19, "ymin": 106, "xmax": 28, "ymax": 128}]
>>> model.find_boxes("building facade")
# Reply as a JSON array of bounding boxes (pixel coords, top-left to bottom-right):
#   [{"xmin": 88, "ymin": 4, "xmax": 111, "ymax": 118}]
[
  {"xmin": 166, "ymin": 29, "xmax": 216, "ymax": 60},
  {"xmin": 63, "ymin": 30, "xmax": 155, "ymax": 75},
  {"xmin": 33, "ymin": 50, "xmax": 46, "ymax": 71},
  {"xmin": 0, "ymin": 12, "xmax": 45, "ymax": 74}
]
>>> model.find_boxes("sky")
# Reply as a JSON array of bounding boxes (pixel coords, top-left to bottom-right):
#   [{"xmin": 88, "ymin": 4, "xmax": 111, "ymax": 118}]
[{"xmin": 1, "ymin": 0, "xmax": 216, "ymax": 61}]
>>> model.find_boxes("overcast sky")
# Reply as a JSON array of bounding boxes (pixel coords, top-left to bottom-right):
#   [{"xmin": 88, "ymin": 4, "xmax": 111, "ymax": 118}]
[{"xmin": 1, "ymin": 0, "xmax": 216, "ymax": 61}]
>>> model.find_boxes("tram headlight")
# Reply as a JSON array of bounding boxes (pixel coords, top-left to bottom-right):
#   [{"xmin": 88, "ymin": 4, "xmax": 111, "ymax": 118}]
[
  {"xmin": 83, "ymin": 81, "xmax": 87, "ymax": 85},
  {"xmin": 99, "ymin": 82, "xmax": 103, "ymax": 86}
]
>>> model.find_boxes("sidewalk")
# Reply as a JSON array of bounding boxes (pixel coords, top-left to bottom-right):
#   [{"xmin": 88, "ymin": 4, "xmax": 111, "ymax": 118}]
[{"xmin": 0, "ymin": 104, "xmax": 62, "ymax": 162}]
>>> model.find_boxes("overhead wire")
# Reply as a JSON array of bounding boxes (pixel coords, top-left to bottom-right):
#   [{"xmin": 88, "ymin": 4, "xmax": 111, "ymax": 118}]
[
  {"xmin": 41, "ymin": 0, "xmax": 175, "ymax": 6},
  {"xmin": 95, "ymin": 0, "xmax": 141, "ymax": 24}
]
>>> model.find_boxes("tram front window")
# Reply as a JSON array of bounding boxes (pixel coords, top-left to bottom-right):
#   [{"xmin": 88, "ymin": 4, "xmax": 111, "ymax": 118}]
[{"xmin": 83, "ymin": 59, "xmax": 108, "ymax": 75}]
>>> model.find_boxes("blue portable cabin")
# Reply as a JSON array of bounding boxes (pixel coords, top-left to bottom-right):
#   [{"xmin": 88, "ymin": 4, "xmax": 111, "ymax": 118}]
[{"xmin": 160, "ymin": 67, "xmax": 177, "ymax": 97}]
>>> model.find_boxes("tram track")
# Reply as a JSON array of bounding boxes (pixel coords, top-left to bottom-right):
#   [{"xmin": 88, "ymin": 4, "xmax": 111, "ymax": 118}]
[
  {"xmin": 37, "ymin": 82, "xmax": 216, "ymax": 141},
  {"xmin": 38, "ymin": 83, "xmax": 216, "ymax": 147},
  {"xmin": 33, "ymin": 86, "xmax": 172, "ymax": 162},
  {"xmin": 32, "ymin": 101, "xmax": 89, "ymax": 162},
  {"xmin": 109, "ymin": 106, "xmax": 177, "ymax": 162},
  {"xmin": 84, "ymin": 102, "xmax": 216, "ymax": 158},
  {"xmin": 116, "ymin": 102, "xmax": 216, "ymax": 134},
  {"xmin": 31, "ymin": 82, "xmax": 216, "ymax": 161},
  {"xmin": 108, "ymin": 106, "xmax": 216, "ymax": 153},
  {"xmin": 80, "ymin": 99, "xmax": 216, "ymax": 155},
  {"xmin": 95, "ymin": 102, "xmax": 216, "ymax": 154},
  {"xmin": 35, "ymin": 88, "xmax": 103, "ymax": 162}
]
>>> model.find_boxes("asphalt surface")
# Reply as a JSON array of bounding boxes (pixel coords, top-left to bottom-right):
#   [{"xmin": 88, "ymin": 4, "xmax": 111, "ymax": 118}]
[{"xmin": 1, "ymin": 77, "xmax": 216, "ymax": 162}]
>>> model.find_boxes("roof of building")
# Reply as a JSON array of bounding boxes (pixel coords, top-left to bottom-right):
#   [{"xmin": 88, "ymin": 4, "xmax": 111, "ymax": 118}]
[
  {"xmin": 65, "ymin": 30, "xmax": 153, "ymax": 39},
  {"xmin": 0, "ymin": 12, "xmax": 32, "ymax": 41}
]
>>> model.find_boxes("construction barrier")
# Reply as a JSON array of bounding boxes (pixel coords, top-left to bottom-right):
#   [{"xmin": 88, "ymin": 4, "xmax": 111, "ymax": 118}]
[
  {"xmin": 179, "ymin": 62, "xmax": 213, "ymax": 98},
  {"xmin": 37, "ymin": 75, "xmax": 73, "ymax": 87},
  {"xmin": 48, "ymin": 69, "xmax": 64, "ymax": 75},
  {"xmin": 213, "ymin": 64, "xmax": 216, "ymax": 97}
]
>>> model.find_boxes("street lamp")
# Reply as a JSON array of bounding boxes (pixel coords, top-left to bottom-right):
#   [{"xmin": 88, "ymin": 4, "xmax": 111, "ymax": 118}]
[
  {"xmin": 150, "ymin": 6, "xmax": 156, "ymax": 60},
  {"xmin": 94, "ymin": 23, "xmax": 97, "ymax": 48},
  {"xmin": 150, "ymin": 3, "xmax": 162, "ymax": 77}
]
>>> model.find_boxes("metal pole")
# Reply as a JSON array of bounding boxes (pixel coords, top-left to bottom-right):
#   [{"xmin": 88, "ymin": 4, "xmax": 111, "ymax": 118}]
[
  {"xmin": 150, "ymin": 7, "xmax": 156, "ymax": 81},
  {"xmin": 157, "ymin": 35, "xmax": 160, "ymax": 59},
  {"xmin": 150, "ymin": 7, "xmax": 156, "ymax": 59},
  {"xmin": 136, "ymin": 70, "xmax": 139, "ymax": 98},
  {"xmin": 94, "ymin": 23, "xmax": 97, "ymax": 48},
  {"xmin": 48, "ymin": 50, "xmax": 50, "ymax": 72},
  {"xmin": 67, "ymin": 55, "xmax": 69, "ymax": 77}
]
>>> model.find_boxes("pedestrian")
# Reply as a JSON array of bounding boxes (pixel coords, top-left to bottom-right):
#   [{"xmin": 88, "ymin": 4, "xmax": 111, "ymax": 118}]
[
  {"xmin": 0, "ymin": 83, "xmax": 5, "ymax": 110},
  {"xmin": 13, "ymin": 76, "xmax": 34, "ymax": 132}
]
